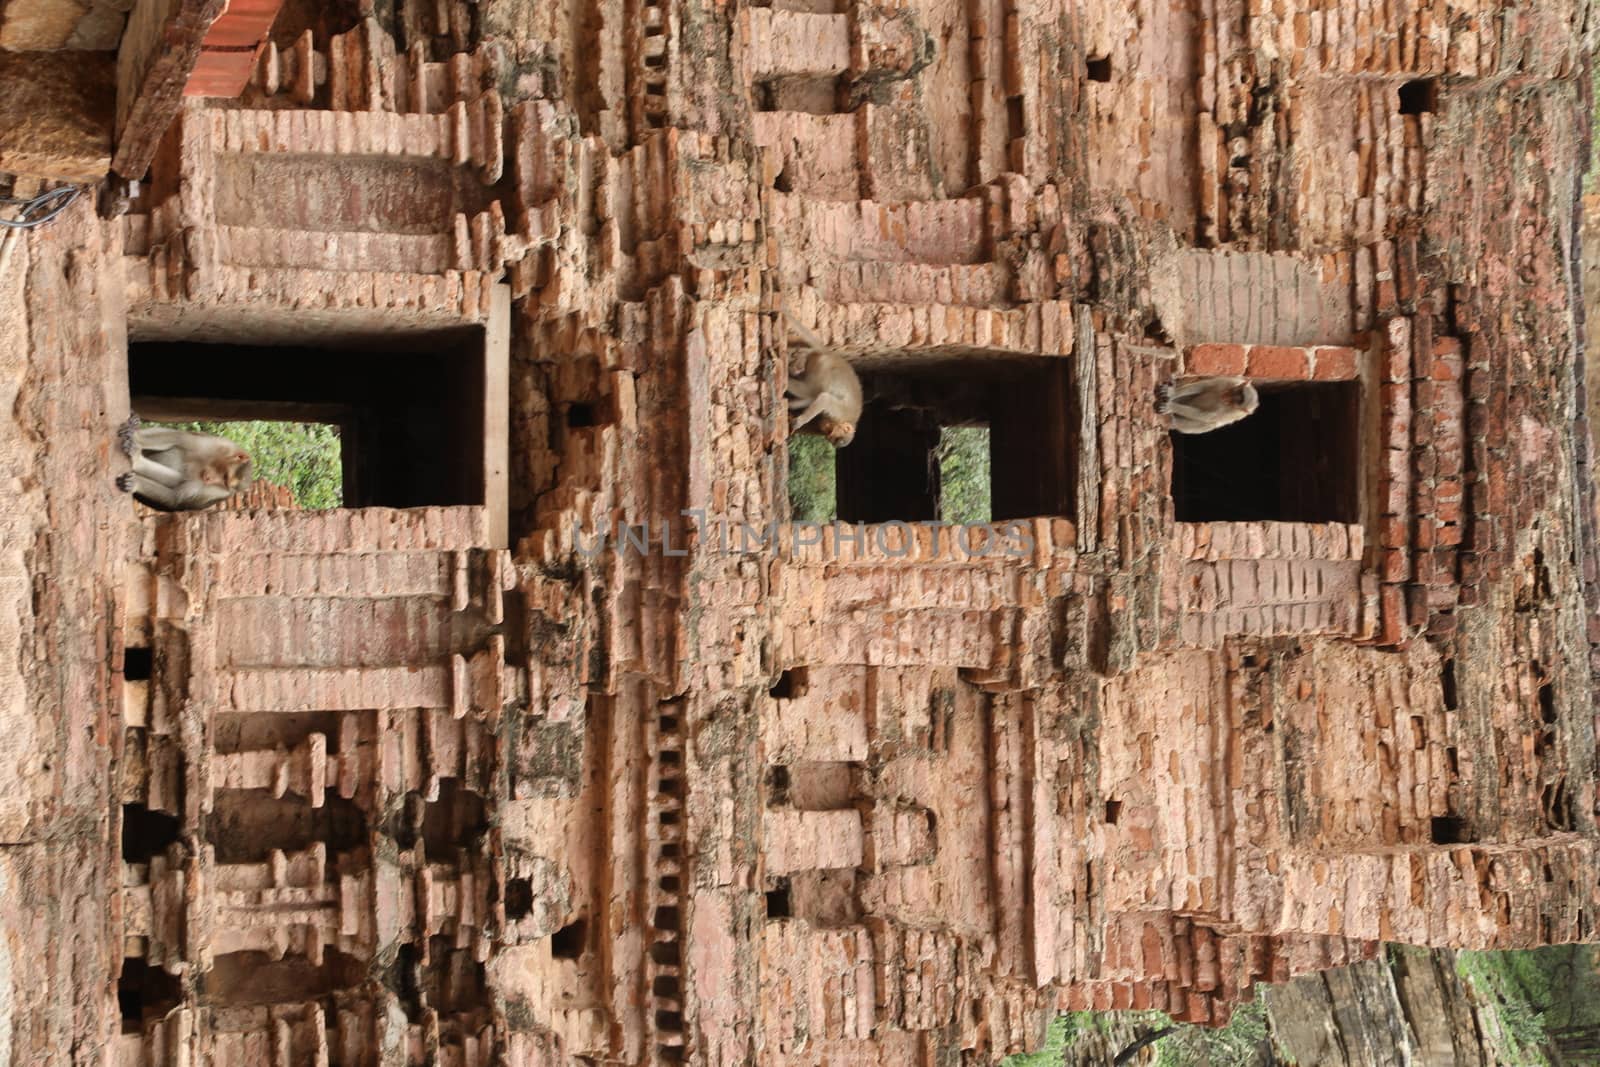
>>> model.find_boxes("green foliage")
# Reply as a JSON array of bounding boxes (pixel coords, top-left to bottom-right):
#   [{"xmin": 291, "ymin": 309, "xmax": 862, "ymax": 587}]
[
  {"xmin": 1002, "ymin": 1001, "xmax": 1279, "ymax": 1067},
  {"xmin": 1152, "ymin": 998, "xmax": 1271, "ymax": 1066},
  {"xmin": 937, "ymin": 424, "xmax": 991, "ymax": 524},
  {"xmin": 1456, "ymin": 948, "xmax": 1563, "ymax": 1064},
  {"xmin": 787, "ymin": 433, "xmax": 837, "ymax": 523},
  {"xmin": 154, "ymin": 420, "xmax": 343, "ymax": 509},
  {"xmin": 1003, "ymin": 1015, "xmax": 1078, "ymax": 1066}
]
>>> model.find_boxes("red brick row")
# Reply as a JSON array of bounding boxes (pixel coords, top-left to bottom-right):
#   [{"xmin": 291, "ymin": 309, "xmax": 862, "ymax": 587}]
[{"xmin": 1185, "ymin": 342, "xmax": 1360, "ymax": 380}]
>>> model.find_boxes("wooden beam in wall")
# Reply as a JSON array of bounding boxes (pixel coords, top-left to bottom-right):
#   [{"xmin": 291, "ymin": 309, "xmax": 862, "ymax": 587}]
[{"xmin": 111, "ymin": 0, "xmax": 228, "ymax": 179}]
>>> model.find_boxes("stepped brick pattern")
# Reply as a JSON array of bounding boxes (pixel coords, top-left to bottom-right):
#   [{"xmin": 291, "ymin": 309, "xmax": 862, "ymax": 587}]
[{"xmin": 0, "ymin": 0, "xmax": 1596, "ymax": 1063}]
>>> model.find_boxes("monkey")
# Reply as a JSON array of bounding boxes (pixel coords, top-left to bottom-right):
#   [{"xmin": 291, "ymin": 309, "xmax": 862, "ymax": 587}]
[
  {"xmin": 783, "ymin": 312, "xmax": 863, "ymax": 448},
  {"xmin": 1155, "ymin": 376, "xmax": 1260, "ymax": 434},
  {"xmin": 115, "ymin": 415, "xmax": 254, "ymax": 511}
]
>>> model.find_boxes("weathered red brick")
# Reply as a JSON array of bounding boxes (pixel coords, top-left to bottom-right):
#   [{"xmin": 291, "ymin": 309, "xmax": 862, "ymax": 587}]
[
  {"xmin": 1378, "ymin": 585, "xmax": 1406, "ymax": 646},
  {"xmin": 1311, "ymin": 345, "xmax": 1360, "ymax": 380},
  {"xmin": 1405, "ymin": 584, "xmax": 1429, "ymax": 627},
  {"xmin": 1246, "ymin": 344, "xmax": 1311, "ymax": 379},
  {"xmin": 1382, "ymin": 547, "xmax": 1410, "ymax": 582},
  {"xmin": 1186, "ymin": 342, "xmax": 1248, "ymax": 376}
]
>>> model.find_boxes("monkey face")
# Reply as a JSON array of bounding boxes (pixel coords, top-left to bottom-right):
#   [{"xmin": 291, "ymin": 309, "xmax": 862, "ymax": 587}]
[
  {"xmin": 824, "ymin": 421, "xmax": 856, "ymax": 447},
  {"xmin": 227, "ymin": 454, "xmax": 254, "ymax": 490}
]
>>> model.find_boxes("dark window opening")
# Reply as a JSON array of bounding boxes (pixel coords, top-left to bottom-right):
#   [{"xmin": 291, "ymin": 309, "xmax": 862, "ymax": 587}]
[
  {"xmin": 652, "ymin": 974, "xmax": 681, "ymax": 997},
  {"xmin": 123, "ymin": 646, "xmax": 152, "ymax": 682},
  {"xmin": 566, "ymin": 402, "xmax": 598, "ymax": 428},
  {"xmin": 128, "ymin": 336, "xmax": 487, "ymax": 511},
  {"xmin": 755, "ymin": 74, "xmax": 847, "ymax": 115},
  {"xmin": 207, "ymin": 949, "xmax": 367, "ymax": 1006},
  {"xmin": 118, "ymin": 958, "xmax": 182, "ymax": 1034},
  {"xmin": 384, "ymin": 942, "xmax": 425, "ymax": 1023},
  {"xmin": 416, "ymin": 778, "xmax": 489, "ymax": 858},
  {"xmin": 550, "ymin": 919, "xmax": 586, "ymax": 958},
  {"xmin": 653, "ymin": 906, "xmax": 680, "ymax": 929},
  {"xmin": 1171, "ymin": 381, "xmax": 1360, "ymax": 523},
  {"xmin": 769, "ymin": 667, "xmax": 809, "ymax": 700},
  {"xmin": 420, "ymin": 936, "xmax": 487, "ymax": 1013},
  {"xmin": 765, "ymin": 880, "xmax": 792, "ymax": 919},
  {"xmin": 766, "ymin": 765, "xmax": 791, "ymax": 806},
  {"xmin": 1441, "ymin": 658, "xmax": 1458, "ymax": 711},
  {"xmin": 813, "ymin": 355, "xmax": 1074, "ymax": 524},
  {"xmin": 1430, "ymin": 815, "xmax": 1471, "ymax": 845},
  {"xmin": 1006, "ymin": 96, "xmax": 1026, "ymax": 139},
  {"xmin": 504, "ymin": 878, "xmax": 533, "ymax": 921},
  {"xmin": 122, "ymin": 803, "xmax": 182, "ymax": 864},
  {"xmin": 1398, "ymin": 78, "xmax": 1437, "ymax": 115},
  {"xmin": 1104, "ymin": 799, "xmax": 1122, "ymax": 825},
  {"xmin": 206, "ymin": 790, "xmax": 367, "ymax": 864},
  {"xmin": 1539, "ymin": 681, "xmax": 1557, "ymax": 725},
  {"xmin": 1086, "ymin": 55, "xmax": 1112, "ymax": 82},
  {"xmin": 212, "ymin": 710, "xmax": 343, "ymax": 756}
]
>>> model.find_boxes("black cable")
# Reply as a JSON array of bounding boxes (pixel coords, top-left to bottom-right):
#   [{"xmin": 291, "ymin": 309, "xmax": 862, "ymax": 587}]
[
  {"xmin": 0, "ymin": 185, "xmax": 81, "ymax": 230},
  {"xmin": 1112, "ymin": 1026, "xmax": 1177, "ymax": 1065}
]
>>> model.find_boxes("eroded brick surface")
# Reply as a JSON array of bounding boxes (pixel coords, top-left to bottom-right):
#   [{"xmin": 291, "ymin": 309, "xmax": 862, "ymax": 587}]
[{"xmin": 0, "ymin": 0, "xmax": 1596, "ymax": 1063}]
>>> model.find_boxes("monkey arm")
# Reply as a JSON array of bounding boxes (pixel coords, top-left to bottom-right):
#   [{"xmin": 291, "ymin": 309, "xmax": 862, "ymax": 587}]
[
  {"xmin": 125, "ymin": 472, "xmax": 229, "ymax": 509},
  {"xmin": 1167, "ymin": 403, "xmax": 1252, "ymax": 434},
  {"xmin": 131, "ymin": 426, "xmax": 204, "ymax": 451},
  {"xmin": 1168, "ymin": 378, "xmax": 1240, "ymax": 407},
  {"xmin": 783, "ymin": 311, "xmax": 828, "ymax": 353},
  {"xmin": 132, "ymin": 452, "xmax": 190, "ymax": 488},
  {"xmin": 790, "ymin": 396, "xmax": 829, "ymax": 430}
]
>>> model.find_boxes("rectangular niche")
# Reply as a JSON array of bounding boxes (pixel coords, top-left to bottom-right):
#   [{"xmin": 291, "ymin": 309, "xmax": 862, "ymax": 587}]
[
  {"xmin": 792, "ymin": 354, "xmax": 1074, "ymax": 525},
  {"xmin": 127, "ymin": 296, "xmax": 509, "ymax": 546},
  {"xmin": 1170, "ymin": 379, "xmax": 1361, "ymax": 524}
]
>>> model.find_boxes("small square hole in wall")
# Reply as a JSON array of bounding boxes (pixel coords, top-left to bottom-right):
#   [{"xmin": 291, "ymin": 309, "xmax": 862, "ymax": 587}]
[
  {"xmin": 1398, "ymin": 78, "xmax": 1437, "ymax": 115},
  {"xmin": 1086, "ymin": 55, "xmax": 1112, "ymax": 82},
  {"xmin": 1170, "ymin": 380, "xmax": 1360, "ymax": 523},
  {"xmin": 785, "ymin": 354, "xmax": 1074, "ymax": 525},
  {"xmin": 123, "ymin": 646, "xmax": 153, "ymax": 681},
  {"xmin": 129, "ymin": 334, "xmax": 492, "ymax": 512},
  {"xmin": 765, "ymin": 879, "xmax": 792, "ymax": 919},
  {"xmin": 1430, "ymin": 815, "xmax": 1471, "ymax": 844},
  {"xmin": 550, "ymin": 919, "xmax": 587, "ymax": 958}
]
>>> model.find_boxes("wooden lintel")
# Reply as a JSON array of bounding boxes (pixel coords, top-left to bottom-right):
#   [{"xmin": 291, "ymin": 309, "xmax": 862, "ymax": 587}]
[{"xmin": 111, "ymin": 0, "xmax": 229, "ymax": 179}]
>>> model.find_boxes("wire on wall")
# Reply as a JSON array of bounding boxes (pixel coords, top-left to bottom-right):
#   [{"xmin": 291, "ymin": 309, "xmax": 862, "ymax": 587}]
[{"xmin": 0, "ymin": 185, "xmax": 82, "ymax": 230}]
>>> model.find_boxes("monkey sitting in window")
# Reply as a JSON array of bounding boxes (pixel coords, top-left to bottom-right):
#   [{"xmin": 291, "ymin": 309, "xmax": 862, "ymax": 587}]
[
  {"xmin": 115, "ymin": 415, "xmax": 254, "ymax": 511},
  {"xmin": 783, "ymin": 312, "xmax": 862, "ymax": 448},
  {"xmin": 1156, "ymin": 376, "xmax": 1260, "ymax": 434}
]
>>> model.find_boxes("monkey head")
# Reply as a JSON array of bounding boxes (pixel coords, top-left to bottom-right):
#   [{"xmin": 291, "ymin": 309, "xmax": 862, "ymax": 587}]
[
  {"xmin": 823, "ymin": 420, "xmax": 856, "ymax": 447},
  {"xmin": 1235, "ymin": 381, "xmax": 1260, "ymax": 415},
  {"xmin": 204, "ymin": 450, "xmax": 254, "ymax": 491}
]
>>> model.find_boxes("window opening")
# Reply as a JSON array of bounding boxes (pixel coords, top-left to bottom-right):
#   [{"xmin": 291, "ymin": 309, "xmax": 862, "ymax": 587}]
[
  {"xmin": 140, "ymin": 419, "xmax": 343, "ymax": 508},
  {"xmin": 1086, "ymin": 55, "xmax": 1112, "ymax": 82},
  {"xmin": 793, "ymin": 354, "xmax": 1073, "ymax": 525},
  {"xmin": 1170, "ymin": 380, "xmax": 1360, "ymax": 523}
]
